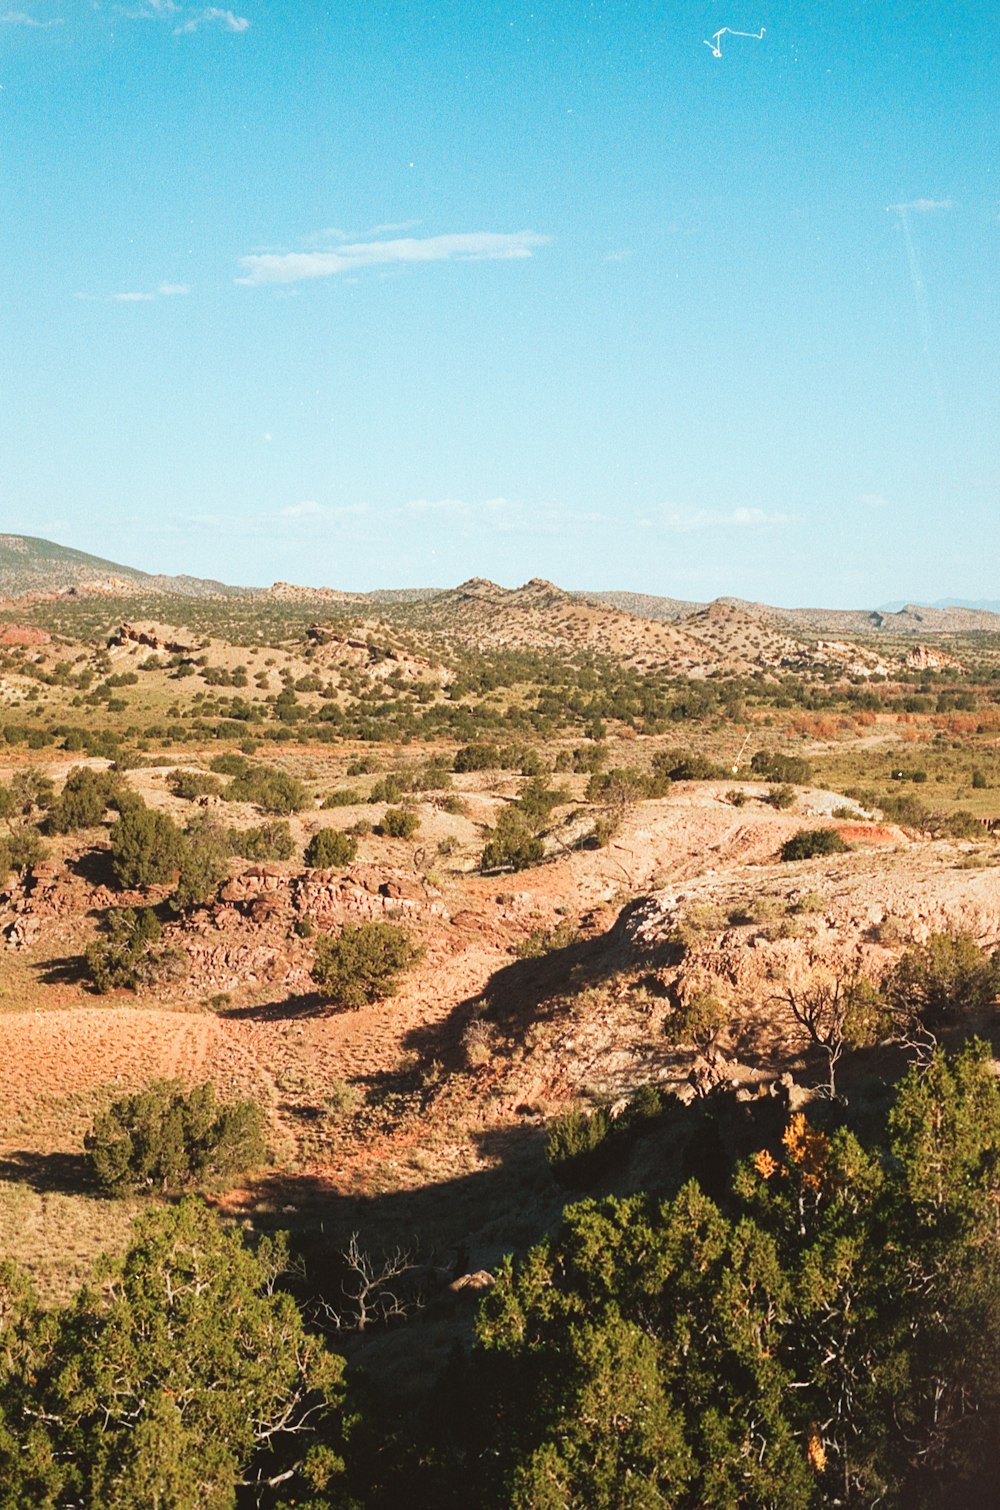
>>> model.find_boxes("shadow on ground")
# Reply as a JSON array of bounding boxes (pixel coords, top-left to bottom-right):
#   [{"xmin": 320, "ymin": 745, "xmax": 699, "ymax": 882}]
[
  {"xmin": 0, "ymin": 1149, "xmax": 100, "ymax": 1197},
  {"xmin": 220, "ymin": 990, "xmax": 330, "ymax": 1022},
  {"xmin": 398, "ymin": 899, "xmax": 680, "ymax": 1074}
]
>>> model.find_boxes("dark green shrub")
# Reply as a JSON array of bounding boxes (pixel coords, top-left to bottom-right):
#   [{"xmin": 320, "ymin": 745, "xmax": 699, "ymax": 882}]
[
  {"xmin": 585, "ymin": 766, "xmax": 653, "ymax": 804},
  {"xmin": 477, "ymin": 1044, "xmax": 1000, "ymax": 1510},
  {"xmin": 312, "ymin": 921, "xmax": 420, "ymax": 1009},
  {"xmin": 346, "ymin": 755, "xmax": 378, "ymax": 775},
  {"xmin": 764, "ymin": 783, "xmax": 796, "ymax": 810},
  {"xmin": 413, "ymin": 758, "xmax": 452, "ymax": 791},
  {"xmin": 514, "ymin": 776, "xmax": 570, "ymax": 830},
  {"xmin": 0, "ymin": 826, "xmax": 44, "ymax": 877},
  {"xmin": 86, "ymin": 1080, "xmax": 266, "ymax": 1194},
  {"xmin": 304, "ymin": 828, "xmax": 358, "ymax": 867},
  {"xmin": 883, "ymin": 931, "xmax": 1000, "ymax": 1037},
  {"xmin": 971, "ymin": 768, "xmax": 988, "ymax": 790},
  {"xmin": 572, "ymin": 742, "xmax": 608, "ymax": 774},
  {"xmin": 85, "ymin": 907, "xmax": 163, "ymax": 993},
  {"xmin": 546, "ymin": 1106, "xmax": 612, "ymax": 1187},
  {"xmin": 453, "ymin": 742, "xmax": 501, "ymax": 773},
  {"xmin": 225, "ymin": 763, "xmax": 307, "ymax": 814},
  {"xmin": 664, "ymin": 990, "xmax": 725, "ymax": 1048},
  {"xmin": 227, "ymin": 820, "xmax": 295, "ymax": 861},
  {"xmin": 780, "ymin": 828, "xmax": 850, "ymax": 862},
  {"xmin": 110, "ymin": 804, "xmax": 185, "ymax": 889},
  {"xmin": 481, "ymin": 808, "xmax": 545, "ymax": 871},
  {"xmin": 168, "ymin": 769, "xmax": 223, "ymax": 801},
  {"xmin": 380, "ymin": 806, "xmax": 420, "ymax": 840},
  {"xmin": 322, "ymin": 787, "xmax": 361, "ymax": 808},
  {"xmin": 750, "ymin": 750, "xmax": 813, "ymax": 783},
  {"xmin": 49, "ymin": 766, "xmax": 125, "ymax": 832},
  {"xmin": 210, "ymin": 752, "xmax": 251, "ymax": 778},
  {"xmin": 653, "ymin": 749, "xmax": 725, "ymax": 783},
  {"xmin": 369, "ymin": 772, "xmax": 413, "ymax": 803},
  {"xmin": 937, "ymin": 809, "xmax": 983, "ymax": 840},
  {"xmin": 173, "ymin": 821, "xmax": 230, "ymax": 910}
]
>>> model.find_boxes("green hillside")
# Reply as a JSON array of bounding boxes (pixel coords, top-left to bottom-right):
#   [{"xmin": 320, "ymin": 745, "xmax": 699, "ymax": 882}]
[{"xmin": 0, "ymin": 534, "xmax": 239, "ymax": 599}]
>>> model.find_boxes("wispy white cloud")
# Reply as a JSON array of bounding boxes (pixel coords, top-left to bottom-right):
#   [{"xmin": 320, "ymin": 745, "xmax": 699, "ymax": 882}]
[
  {"xmin": 367, "ymin": 219, "xmax": 422, "ymax": 237},
  {"xmin": 237, "ymin": 230, "xmax": 551, "ymax": 286},
  {"xmin": 278, "ymin": 500, "xmax": 369, "ymax": 522},
  {"xmin": 174, "ymin": 7, "xmax": 248, "ymax": 34},
  {"xmin": 120, "ymin": 2, "xmax": 249, "ymax": 34},
  {"xmin": 0, "ymin": 10, "xmax": 64, "ymax": 25},
  {"xmin": 75, "ymin": 282, "xmax": 191, "ymax": 303},
  {"xmin": 652, "ymin": 506, "xmax": 788, "ymax": 533},
  {"xmin": 860, "ymin": 492, "xmax": 890, "ymax": 511},
  {"xmin": 887, "ymin": 198, "xmax": 956, "ymax": 214},
  {"xmin": 270, "ymin": 495, "xmax": 580, "ymax": 540}
]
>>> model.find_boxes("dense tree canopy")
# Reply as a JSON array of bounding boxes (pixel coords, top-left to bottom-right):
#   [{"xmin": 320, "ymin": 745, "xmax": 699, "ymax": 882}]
[
  {"xmin": 0, "ymin": 1200, "xmax": 347, "ymax": 1509},
  {"xmin": 469, "ymin": 1043, "xmax": 1000, "ymax": 1509}
]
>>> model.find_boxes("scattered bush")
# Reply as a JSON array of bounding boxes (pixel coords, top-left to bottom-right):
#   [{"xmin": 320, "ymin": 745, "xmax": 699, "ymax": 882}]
[
  {"xmin": 85, "ymin": 906, "xmax": 163, "ymax": 993},
  {"xmin": 481, "ymin": 808, "xmax": 545, "ymax": 872},
  {"xmin": 227, "ymin": 819, "xmax": 296, "ymax": 861},
  {"xmin": 780, "ymin": 828, "xmax": 850, "ymax": 862},
  {"xmin": 653, "ymin": 749, "xmax": 724, "ymax": 783},
  {"xmin": 48, "ymin": 766, "xmax": 124, "ymax": 832},
  {"xmin": 882, "ymin": 930, "xmax": 1000, "ymax": 1037},
  {"xmin": 86, "ymin": 1080, "xmax": 266, "ymax": 1194},
  {"xmin": 304, "ymin": 827, "xmax": 358, "ymax": 868},
  {"xmin": 312, "ymin": 921, "xmax": 420, "ymax": 1009},
  {"xmin": 764, "ymin": 783, "xmax": 796, "ymax": 810},
  {"xmin": 790, "ymin": 890, "xmax": 826, "ymax": 915},
  {"xmin": 546, "ymin": 1106, "xmax": 612, "ymax": 1187},
  {"xmin": 380, "ymin": 806, "xmax": 420, "ymax": 840},
  {"xmin": 438, "ymin": 794, "xmax": 470, "ymax": 817},
  {"xmin": 225, "ymin": 763, "xmax": 308, "ymax": 814},
  {"xmin": 323, "ymin": 787, "xmax": 361, "ymax": 808},
  {"xmin": 514, "ymin": 918, "xmax": 579, "ymax": 959},
  {"xmin": 173, "ymin": 819, "xmax": 230, "ymax": 910},
  {"xmin": 110, "ymin": 803, "xmax": 185, "ymax": 889},
  {"xmin": 168, "ymin": 769, "xmax": 223, "ymax": 801},
  {"xmin": 750, "ymin": 749, "xmax": 813, "ymax": 783},
  {"xmin": 664, "ymin": 990, "xmax": 725, "ymax": 1048}
]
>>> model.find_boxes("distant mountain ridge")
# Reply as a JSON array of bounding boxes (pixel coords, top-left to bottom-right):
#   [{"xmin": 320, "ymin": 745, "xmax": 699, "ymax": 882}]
[
  {"xmin": 880, "ymin": 597, "xmax": 1000, "ymax": 615},
  {"xmin": 1, "ymin": 534, "xmax": 998, "ymax": 634},
  {"xmin": 0, "ymin": 534, "xmax": 242, "ymax": 600}
]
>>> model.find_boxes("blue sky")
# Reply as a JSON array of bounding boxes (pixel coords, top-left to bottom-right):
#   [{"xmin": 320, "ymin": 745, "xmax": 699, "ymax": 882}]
[{"xmin": 1, "ymin": 2, "xmax": 996, "ymax": 603}]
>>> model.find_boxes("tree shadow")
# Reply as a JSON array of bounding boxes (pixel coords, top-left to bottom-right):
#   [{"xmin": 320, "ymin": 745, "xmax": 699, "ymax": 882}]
[
  {"xmin": 220, "ymin": 990, "xmax": 329, "ymax": 1022},
  {"xmin": 399, "ymin": 898, "xmax": 681, "ymax": 1073},
  {"xmin": 67, "ymin": 847, "xmax": 117, "ymax": 889},
  {"xmin": 0, "ymin": 1149, "xmax": 100, "ymax": 1197},
  {"xmin": 35, "ymin": 953, "xmax": 91, "ymax": 987}
]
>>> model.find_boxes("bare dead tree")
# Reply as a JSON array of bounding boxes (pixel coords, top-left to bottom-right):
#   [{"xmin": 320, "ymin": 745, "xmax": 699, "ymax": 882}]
[
  {"xmin": 310, "ymin": 1233, "xmax": 423, "ymax": 1333},
  {"xmin": 775, "ymin": 975, "xmax": 856, "ymax": 1100}
]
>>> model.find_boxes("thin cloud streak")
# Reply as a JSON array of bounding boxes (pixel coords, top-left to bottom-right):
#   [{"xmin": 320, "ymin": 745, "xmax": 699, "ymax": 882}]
[
  {"xmin": 237, "ymin": 231, "xmax": 551, "ymax": 286},
  {"xmin": 119, "ymin": 2, "xmax": 249, "ymax": 34},
  {"xmin": 75, "ymin": 283, "xmax": 190, "ymax": 303},
  {"xmin": 652, "ymin": 507, "xmax": 789, "ymax": 533},
  {"xmin": 0, "ymin": 10, "xmax": 63, "ymax": 24},
  {"xmin": 887, "ymin": 198, "xmax": 956, "ymax": 213}
]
